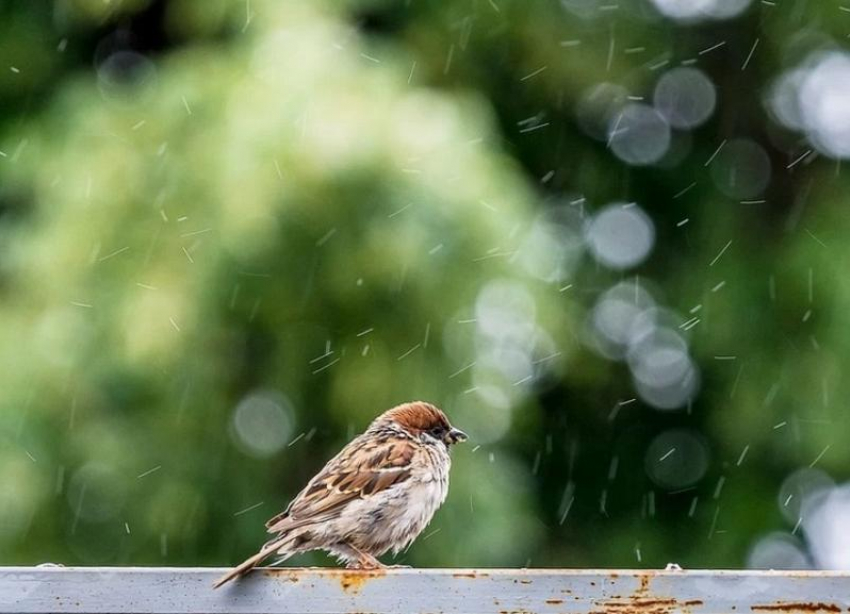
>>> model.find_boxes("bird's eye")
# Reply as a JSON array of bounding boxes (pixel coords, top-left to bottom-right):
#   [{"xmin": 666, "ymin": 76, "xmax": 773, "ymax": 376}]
[{"xmin": 429, "ymin": 427, "xmax": 444, "ymax": 438}]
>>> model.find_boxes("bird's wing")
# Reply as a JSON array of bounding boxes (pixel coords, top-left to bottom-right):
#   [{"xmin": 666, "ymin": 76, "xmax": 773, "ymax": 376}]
[{"xmin": 265, "ymin": 433, "xmax": 416, "ymax": 534}]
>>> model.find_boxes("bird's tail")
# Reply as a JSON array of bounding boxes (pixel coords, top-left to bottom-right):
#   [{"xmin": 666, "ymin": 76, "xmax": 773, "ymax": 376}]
[{"xmin": 213, "ymin": 537, "xmax": 290, "ymax": 589}]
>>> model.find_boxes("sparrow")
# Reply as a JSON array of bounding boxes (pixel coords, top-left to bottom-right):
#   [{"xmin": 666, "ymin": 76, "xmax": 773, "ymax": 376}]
[{"xmin": 214, "ymin": 401, "xmax": 467, "ymax": 587}]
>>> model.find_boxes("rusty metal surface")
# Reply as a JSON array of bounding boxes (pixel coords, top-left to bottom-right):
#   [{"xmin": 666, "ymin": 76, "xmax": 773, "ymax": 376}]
[{"xmin": 1, "ymin": 567, "xmax": 849, "ymax": 614}]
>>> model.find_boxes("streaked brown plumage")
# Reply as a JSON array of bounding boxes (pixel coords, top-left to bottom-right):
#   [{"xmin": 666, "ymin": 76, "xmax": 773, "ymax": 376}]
[{"xmin": 214, "ymin": 401, "xmax": 467, "ymax": 588}]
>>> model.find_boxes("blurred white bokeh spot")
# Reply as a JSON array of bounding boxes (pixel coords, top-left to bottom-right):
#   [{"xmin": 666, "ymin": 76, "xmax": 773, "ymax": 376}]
[
  {"xmin": 608, "ymin": 104, "xmax": 671, "ymax": 166},
  {"xmin": 747, "ymin": 532, "xmax": 812, "ymax": 569},
  {"xmin": 803, "ymin": 483, "xmax": 850, "ymax": 569},
  {"xmin": 654, "ymin": 67, "xmax": 717, "ymax": 129},
  {"xmin": 475, "ymin": 280, "xmax": 537, "ymax": 345},
  {"xmin": 590, "ymin": 281, "xmax": 656, "ymax": 360},
  {"xmin": 710, "ymin": 138, "xmax": 771, "ymax": 199},
  {"xmin": 777, "ymin": 467, "xmax": 834, "ymax": 525},
  {"xmin": 630, "ymin": 330, "xmax": 690, "ymax": 389},
  {"xmin": 577, "ymin": 83, "xmax": 629, "ymax": 142},
  {"xmin": 629, "ymin": 327, "xmax": 700, "ymax": 410},
  {"xmin": 519, "ymin": 205, "xmax": 585, "ymax": 283},
  {"xmin": 768, "ymin": 50, "xmax": 850, "ymax": 159},
  {"xmin": 645, "ymin": 428, "xmax": 710, "ymax": 489},
  {"xmin": 478, "ymin": 343, "xmax": 535, "ymax": 386},
  {"xmin": 650, "ymin": 0, "xmax": 751, "ymax": 22},
  {"xmin": 96, "ymin": 51, "xmax": 158, "ymax": 105},
  {"xmin": 231, "ymin": 390, "xmax": 295, "ymax": 458},
  {"xmin": 766, "ymin": 68, "xmax": 806, "ymax": 131},
  {"xmin": 585, "ymin": 203, "xmax": 655, "ymax": 270},
  {"xmin": 799, "ymin": 51, "xmax": 850, "ymax": 158},
  {"xmin": 453, "ymin": 388, "xmax": 512, "ymax": 445},
  {"xmin": 66, "ymin": 463, "xmax": 127, "ymax": 524}
]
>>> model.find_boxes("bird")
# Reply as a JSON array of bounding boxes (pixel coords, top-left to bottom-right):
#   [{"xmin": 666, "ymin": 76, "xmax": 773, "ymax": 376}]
[{"xmin": 213, "ymin": 400, "xmax": 467, "ymax": 588}]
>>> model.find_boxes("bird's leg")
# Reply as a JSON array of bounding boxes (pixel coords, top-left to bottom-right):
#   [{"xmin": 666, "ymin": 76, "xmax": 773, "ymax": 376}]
[
  {"xmin": 340, "ymin": 542, "xmax": 386, "ymax": 570},
  {"xmin": 349, "ymin": 556, "xmax": 385, "ymax": 570}
]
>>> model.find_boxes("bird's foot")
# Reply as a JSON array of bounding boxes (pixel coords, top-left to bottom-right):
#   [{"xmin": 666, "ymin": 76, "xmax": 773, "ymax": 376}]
[{"xmin": 346, "ymin": 557, "xmax": 386, "ymax": 570}]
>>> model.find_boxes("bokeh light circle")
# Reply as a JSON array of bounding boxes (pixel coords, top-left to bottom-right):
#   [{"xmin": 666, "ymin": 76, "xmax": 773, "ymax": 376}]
[
  {"xmin": 577, "ymin": 83, "xmax": 629, "ymax": 141},
  {"xmin": 654, "ymin": 67, "xmax": 717, "ymax": 129},
  {"xmin": 629, "ymin": 327, "xmax": 699, "ymax": 410},
  {"xmin": 766, "ymin": 69, "xmax": 806, "ymax": 131},
  {"xmin": 585, "ymin": 204, "xmax": 655, "ymax": 270},
  {"xmin": 803, "ymin": 483, "xmax": 850, "ymax": 569},
  {"xmin": 777, "ymin": 467, "xmax": 834, "ymax": 525},
  {"xmin": 609, "ymin": 104, "xmax": 671, "ymax": 166},
  {"xmin": 799, "ymin": 52, "xmax": 850, "ymax": 158},
  {"xmin": 231, "ymin": 390, "xmax": 295, "ymax": 458},
  {"xmin": 519, "ymin": 205, "xmax": 584, "ymax": 283},
  {"xmin": 590, "ymin": 281, "xmax": 656, "ymax": 359},
  {"xmin": 96, "ymin": 51, "xmax": 158, "ymax": 104},
  {"xmin": 747, "ymin": 533, "xmax": 811, "ymax": 569},
  {"xmin": 710, "ymin": 138, "xmax": 771, "ymax": 199},
  {"xmin": 650, "ymin": 0, "xmax": 751, "ymax": 21},
  {"xmin": 475, "ymin": 280, "xmax": 537, "ymax": 344},
  {"xmin": 66, "ymin": 463, "xmax": 127, "ymax": 524},
  {"xmin": 645, "ymin": 429, "xmax": 709, "ymax": 489}
]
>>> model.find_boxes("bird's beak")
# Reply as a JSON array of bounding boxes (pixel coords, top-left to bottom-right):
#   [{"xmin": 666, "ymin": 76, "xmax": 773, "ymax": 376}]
[{"xmin": 446, "ymin": 427, "xmax": 468, "ymax": 445}]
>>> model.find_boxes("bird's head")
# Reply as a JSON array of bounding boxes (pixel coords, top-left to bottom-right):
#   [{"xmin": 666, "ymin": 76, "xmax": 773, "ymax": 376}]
[{"xmin": 377, "ymin": 401, "xmax": 468, "ymax": 446}]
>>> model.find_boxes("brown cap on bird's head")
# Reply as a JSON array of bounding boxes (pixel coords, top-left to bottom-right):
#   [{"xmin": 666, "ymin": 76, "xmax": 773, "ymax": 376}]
[{"xmin": 376, "ymin": 401, "xmax": 468, "ymax": 445}]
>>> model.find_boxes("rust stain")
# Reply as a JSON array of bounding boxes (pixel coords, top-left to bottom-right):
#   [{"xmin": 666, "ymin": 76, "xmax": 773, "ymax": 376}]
[
  {"xmin": 751, "ymin": 603, "xmax": 842, "ymax": 613},
  {"xmin": 338, "ymin": 570, "xmax": 387, "ymax": 594},
  {"xmin": 260, "ymin": 569, "xmax": 301, "ymax": 583},
  {"xmin": 592, "ymin": 572, "xmax": 704, "ymax": 614},
  {"xmin": 596, "ymin": 597, "xmax": 680, "ymax": 612},
  {"xmin": 545, "ymin": 598, "xmax": 564, "ymax": 605},
  {"xmin": 609, "ymin": 598, "xmax": 677, "ymax": 607},
  {"xmin": 454, "ymin": 571, "xmax": 489, "ymax": 578}
]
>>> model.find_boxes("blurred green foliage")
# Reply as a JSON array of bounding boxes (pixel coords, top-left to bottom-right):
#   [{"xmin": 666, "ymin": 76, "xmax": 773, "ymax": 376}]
[{"xmin": 1, "ymin": 0, "xmax": 849, "ymax": 570}]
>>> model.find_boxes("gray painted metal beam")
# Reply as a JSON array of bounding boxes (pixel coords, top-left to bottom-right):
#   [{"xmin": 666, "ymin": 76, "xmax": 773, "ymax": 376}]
[{"xmin": 1, "ymin": 566, "xmax": 849, "ymax": 614}]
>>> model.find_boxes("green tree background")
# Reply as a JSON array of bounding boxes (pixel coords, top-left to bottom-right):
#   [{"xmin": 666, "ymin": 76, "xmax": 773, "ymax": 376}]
[{"xmin": 1, "ymin": 0, "xmax": 849, "ymax": 569}]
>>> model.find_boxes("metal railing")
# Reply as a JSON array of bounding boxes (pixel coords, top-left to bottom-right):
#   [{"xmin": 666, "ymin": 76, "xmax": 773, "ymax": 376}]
[{"xmin": 1, "ymin": 566, "xmax": 847, "ymax": 613}]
